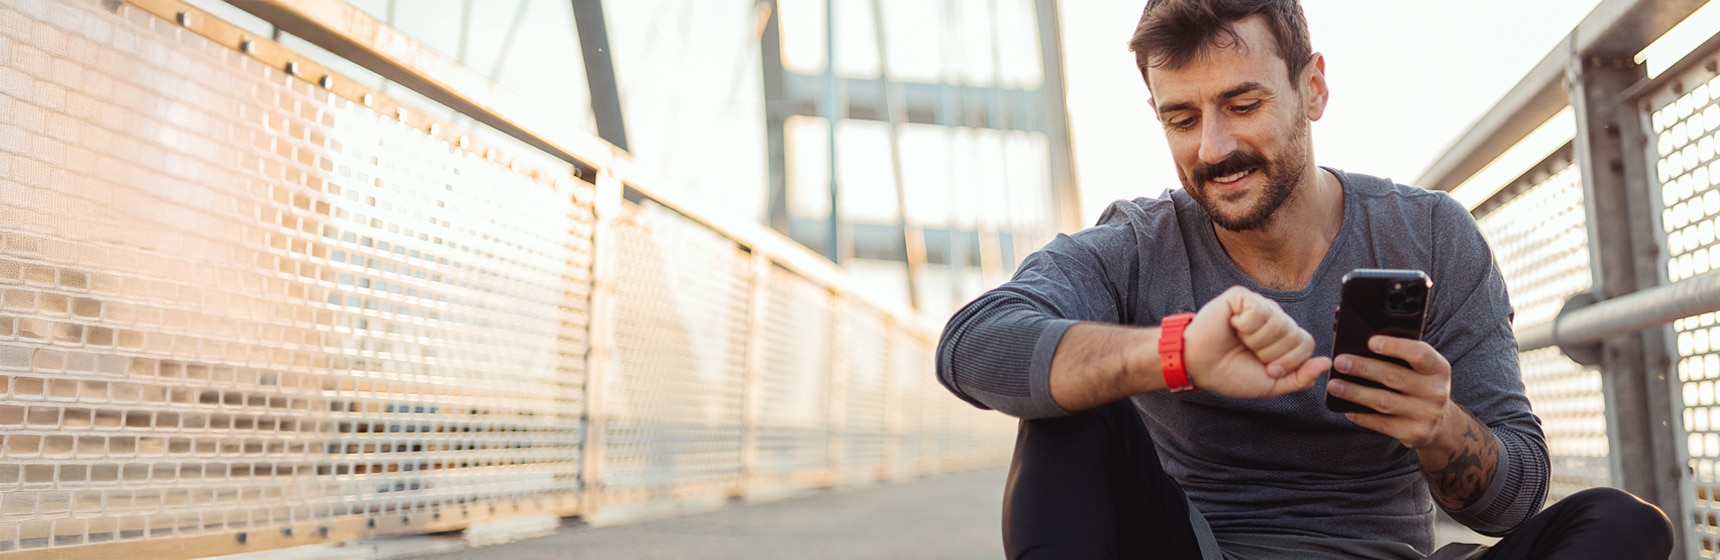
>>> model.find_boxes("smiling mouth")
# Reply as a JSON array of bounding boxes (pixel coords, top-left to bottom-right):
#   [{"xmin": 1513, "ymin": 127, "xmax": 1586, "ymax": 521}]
[{"xmin": 1212, "ymin": 168, "xmax": 1255, "ymax": 185}]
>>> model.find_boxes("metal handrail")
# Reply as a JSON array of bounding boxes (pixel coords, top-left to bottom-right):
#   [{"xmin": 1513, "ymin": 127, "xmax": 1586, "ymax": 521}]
[
  {"xmin": 1416, "ymin": 0, "xmax": 1708, "ymax": 193},
  {"xmin": 1516, "ymin": 270, "xmax": 1720, "ymax": 353}
]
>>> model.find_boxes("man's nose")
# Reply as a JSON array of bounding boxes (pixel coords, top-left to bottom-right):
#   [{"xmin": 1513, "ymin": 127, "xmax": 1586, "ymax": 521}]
[{"xmin": 1199, "ymin": 116, "xmax": 1238, "ymax": 165}]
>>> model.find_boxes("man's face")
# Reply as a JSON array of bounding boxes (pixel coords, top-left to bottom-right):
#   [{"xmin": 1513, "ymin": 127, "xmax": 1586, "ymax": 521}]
[{"xmin": 1145, "ymin": 16, "xmax": 1321, "ymax": 232}]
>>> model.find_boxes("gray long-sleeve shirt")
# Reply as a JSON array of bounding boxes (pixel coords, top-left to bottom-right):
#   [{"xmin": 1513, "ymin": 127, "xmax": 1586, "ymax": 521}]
[{"xmin": 937, "ymin": 169, "xmax": 1548, "ymax": 555}]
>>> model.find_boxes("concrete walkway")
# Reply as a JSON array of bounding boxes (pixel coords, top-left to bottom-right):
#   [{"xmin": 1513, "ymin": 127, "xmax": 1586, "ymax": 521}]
[
  {"xmin": 227, "ymin": 465, "xmax": 1495, "ymax": 560},
  {"xmin": 406, "ymin": 469, "xmax": 1008, "ymax": 560}
]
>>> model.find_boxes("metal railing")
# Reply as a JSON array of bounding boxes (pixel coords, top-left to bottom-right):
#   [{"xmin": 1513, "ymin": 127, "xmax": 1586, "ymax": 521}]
[
  {"xmin": 1420, "ymin": 0, "xmax": 1720, "ymax": 557},
  {"xmin": 0, "ymin": 1, "xmax": 1016, "ymax": 557}
]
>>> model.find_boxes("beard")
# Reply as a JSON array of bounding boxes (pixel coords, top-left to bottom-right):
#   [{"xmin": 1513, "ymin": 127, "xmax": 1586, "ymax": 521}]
[{"xmin": 1176, "ymin": 123, "xmax": 1312, "ymax": 232}]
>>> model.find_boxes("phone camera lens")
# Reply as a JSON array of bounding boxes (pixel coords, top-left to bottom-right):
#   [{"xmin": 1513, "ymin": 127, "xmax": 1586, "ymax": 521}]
[{"xmin": 1384, "ymin": 281, "xmax": 1420, "ymax": 315}]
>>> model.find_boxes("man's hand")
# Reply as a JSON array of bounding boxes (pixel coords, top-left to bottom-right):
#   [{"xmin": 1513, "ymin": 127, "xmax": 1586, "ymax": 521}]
[
  {"xmin": 1328, "ymin": 335, "xmax": 1500, "ymax": 509},
  {"xmin": 1182, "ymin": 286, "xmax": 1330, "ymax": 398},
  {"xmin": 1326, "ymin": 336, "xmax": 1456, "ymax": 448}
]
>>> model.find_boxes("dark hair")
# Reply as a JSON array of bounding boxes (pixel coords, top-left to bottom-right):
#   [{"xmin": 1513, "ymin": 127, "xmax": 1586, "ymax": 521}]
[{"xmin": 1128, "ymin": 0, "xmax": 1312, "ymax": 86}]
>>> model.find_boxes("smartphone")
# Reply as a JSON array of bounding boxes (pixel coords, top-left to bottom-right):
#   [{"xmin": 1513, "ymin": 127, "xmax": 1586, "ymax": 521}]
[{"xmin": 1325, "ymin": 269, "xmax": 1432, "ymax": 414}]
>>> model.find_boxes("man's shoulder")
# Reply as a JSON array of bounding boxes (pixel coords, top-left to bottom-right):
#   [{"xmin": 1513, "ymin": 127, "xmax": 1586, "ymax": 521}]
[
  {"xmin": 1046, "ymin": 192, "xmax": 1192, "ymax": 261},
  {"xmin": 1336, "ymin": 168, "xmax": 1467, "ymax": 219},
  {"xmin": 1339, "ymin": 169, "xmax": 1443, "ymax": 202},
  {"xmin": 1086, "ymin": 190, "xmax": 1196, "ymax": 235}
]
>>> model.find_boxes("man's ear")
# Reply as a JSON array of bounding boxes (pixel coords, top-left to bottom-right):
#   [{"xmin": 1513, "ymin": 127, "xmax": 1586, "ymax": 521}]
[{"xmin": 1304, "ymin": 52, "xmax": 1329, "ymax": 121}]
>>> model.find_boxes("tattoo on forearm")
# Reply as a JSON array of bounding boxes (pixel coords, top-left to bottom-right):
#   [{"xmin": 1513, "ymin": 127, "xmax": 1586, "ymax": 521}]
[{"xmin": 1427, "ymin": 412, "xmax": 1499, "ymax": 510}]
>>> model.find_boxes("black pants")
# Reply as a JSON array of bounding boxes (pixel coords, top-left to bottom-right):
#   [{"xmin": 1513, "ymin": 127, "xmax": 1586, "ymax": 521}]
[{"xmin": 1004, "ymin": 400, "xmax": 1675, "ymax": 560}]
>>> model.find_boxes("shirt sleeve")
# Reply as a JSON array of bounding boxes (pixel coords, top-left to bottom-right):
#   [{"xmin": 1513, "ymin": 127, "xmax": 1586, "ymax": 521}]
[
  {"xmin": 1424, "ymin": 193, "xmax": 1550, "ymax": 536},
  {"xmin": 935, "ymin": 222, "xmax": 1137, "ymax": 420}
]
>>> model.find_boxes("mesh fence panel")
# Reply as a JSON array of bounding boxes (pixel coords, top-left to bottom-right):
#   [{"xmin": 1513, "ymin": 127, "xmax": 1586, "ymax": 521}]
[
  {"xmin": 889, "ymin": 330, "xmax": 927, "ymax": 478},
  {"xmin": 602, "ymin": 200, "xmax": 750, "ymax": 496},
  {"xmin": 753, "ymin": 268, "xmax": 835, "ymax": 485},
  {"xmin": 919, "ymin": 349, "xmax": 954, "ymax": 474},
  {"xmin": 840, "ymin": 304, "xmax": 889, "ymax": 483},
  {"xmin": 0, "ymin": 0, "xmax": 589, "ymax": 550},
  {"xmin": 1474, "ymin": 163, "xmax": 1609, "ymax": 502},
  {"xmin": 1652, "ymin": 59, "xmax": 1720, "ymax": 556},
  {"xmin": 0, "ymin": 0, "xmax": 1015, "ymax": 554}
]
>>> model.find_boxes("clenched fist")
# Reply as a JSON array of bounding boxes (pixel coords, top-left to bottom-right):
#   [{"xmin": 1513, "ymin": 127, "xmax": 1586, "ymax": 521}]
[{"xmin": 1180, "ymin": 286, "xmax": 1330, "ymax": 398}]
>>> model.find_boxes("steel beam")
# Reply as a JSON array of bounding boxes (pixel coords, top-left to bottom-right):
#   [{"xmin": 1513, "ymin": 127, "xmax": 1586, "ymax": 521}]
[
  {"xmin": 977, "ymin": 0, "xmax": 1007, "ymax": 280},
  {"xmin": 1034, "ymin": 0, "xmax": 1081, "ymax": 232},
  {"xmin": 571, "ymin": 0, "xmax": 629, "ymax": 151},
  {"xmin": 869, "ymin": 0, "xmax": 926, "ymax": 311},
  {"xmin": 1568, "ymin": 52, "xmax": 1690, "ymax": 556},
  {"xmin": 780, "ymin": 74, "xmax": 1050, "ymax": 132},
  {"xmin": 822, "ymin": 0, "xmax": 844, "ymax": 263},
  {"xmin": 760, "ymin": 0, "xmax": 791, "ymax": 235},
  {"xmin": 939, "ymin": 0, "xmax": 966, "ymax": 316}
]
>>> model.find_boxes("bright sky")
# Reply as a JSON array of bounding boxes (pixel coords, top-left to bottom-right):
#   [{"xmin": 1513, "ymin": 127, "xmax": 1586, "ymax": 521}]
[{"xmin": 1061, "ymin": 0, "xmax": 1604, "ymax": 226}]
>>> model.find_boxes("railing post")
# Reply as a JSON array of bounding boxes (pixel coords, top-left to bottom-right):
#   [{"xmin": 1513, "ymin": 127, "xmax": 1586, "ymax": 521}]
[
  {"xmin": 741, "ymin": 252, "xmax": 771, "ymax": 494},
  {"xmin": 827, "ymin": 293, "xmax": 849, "ymax": 486},
  {"xmin": 1568, "ymin": 54, "xmax": 1691, "ymax": 555},
  {"xmin": 579, "ymin": 171, "xmax": 624, "ymax": 517}
]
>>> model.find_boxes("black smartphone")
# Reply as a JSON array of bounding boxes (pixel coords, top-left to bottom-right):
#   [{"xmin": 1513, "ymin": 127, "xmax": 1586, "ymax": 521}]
[{"xmin": 1325, "ymin": 269, "xmax": 1432, "ymax": 414}]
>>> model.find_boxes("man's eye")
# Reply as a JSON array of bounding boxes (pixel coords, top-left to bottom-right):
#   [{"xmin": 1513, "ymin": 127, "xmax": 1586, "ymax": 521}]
[
  {"xmin": 1232, "ymin": 102, "xmax": 1261, "ymax": 114},
  {"xmin": 1168, "ymin": 118, "xmax": 1195, "ymax": 130}
]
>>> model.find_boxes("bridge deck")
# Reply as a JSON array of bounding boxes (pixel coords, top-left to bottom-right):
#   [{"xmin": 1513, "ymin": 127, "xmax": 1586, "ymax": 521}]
[{"xmin": 404, "ymin": 469, "xmax": 1009, "ymax": 560}]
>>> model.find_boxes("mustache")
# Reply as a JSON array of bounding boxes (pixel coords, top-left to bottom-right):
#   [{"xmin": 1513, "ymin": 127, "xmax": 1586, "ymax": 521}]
[{"xmin": 1192, "ymin": 150, "xmax": 1268, "ymax": 184}]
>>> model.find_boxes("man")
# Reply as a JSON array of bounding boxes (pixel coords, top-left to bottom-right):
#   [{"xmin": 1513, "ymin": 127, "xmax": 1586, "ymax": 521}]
[{"xmin": 935, "ymin": 1, "xmax": 1675, "ymax": 559}]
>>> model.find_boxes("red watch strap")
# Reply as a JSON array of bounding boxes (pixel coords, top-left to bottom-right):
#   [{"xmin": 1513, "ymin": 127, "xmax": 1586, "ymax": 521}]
[{"xmin": 1159, "ymin": 312, "xmax": 1198, "ymax": 393}]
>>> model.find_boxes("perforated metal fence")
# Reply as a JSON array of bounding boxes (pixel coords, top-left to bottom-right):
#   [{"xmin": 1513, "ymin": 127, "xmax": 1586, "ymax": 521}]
[
  {"xmin": 0, "ymin": 0, "xmax": 1015, "ymax": 557},
  {"xmin": 1475, "ymin": 163, "xmax": 1611, "ymax": 502},
  {"xmin": 600, "ymin": 201, "xmax": 750, "ymax": 501},
  {"xmin": 1650, "ymin": 56, "xmax": 1720, "ymax": 557},
  {"xmin": 841, "ymin": 305, "xmax": 890, "ymax": 485}
]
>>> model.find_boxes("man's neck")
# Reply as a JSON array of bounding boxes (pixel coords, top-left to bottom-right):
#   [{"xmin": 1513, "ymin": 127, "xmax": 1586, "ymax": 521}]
[{"xmin": 1212, "ymin": 167, "xmax": 1344, "ymax": 291}]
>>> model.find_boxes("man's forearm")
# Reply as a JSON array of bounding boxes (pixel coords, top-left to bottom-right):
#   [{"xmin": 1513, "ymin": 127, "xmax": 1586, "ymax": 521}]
[
  {"xmin": 1047, "ymin": 322, "xmax": 1164, "ymax": 412},
  {"xmin": 1048, "ymin": 289, "xmax": 1335, "ymax": 411},
  {"xmin": 1418, "ymin": 406, "xmax": 1500, "ymax": 510}
]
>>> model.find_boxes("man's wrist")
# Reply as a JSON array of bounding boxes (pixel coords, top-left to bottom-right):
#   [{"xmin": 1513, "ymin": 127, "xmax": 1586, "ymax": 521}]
[
  {"xmin": 1417, "ymin": 405, "xmax": 1501, "ymax": 510},
  {"xmin": 1159, "ymin": 312, "xmax": 1197, "ymax": 392},
  {"xmin": 1420, "ymin": 401, "xmax": 1477, "ymax": 452},
  {"xmin": 1118, "ymin": 327, "xmax": 1165, "ymax": 394}
]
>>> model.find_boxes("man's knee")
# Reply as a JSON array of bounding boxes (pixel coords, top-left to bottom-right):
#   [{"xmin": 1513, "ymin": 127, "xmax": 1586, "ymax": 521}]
[
  {"xmin": 1014, "ymin": 400, "xmax": 1139, "ymax": 450},
  {"xmin": 1561, "ymin": 488, "xmax": 1673, "ymax": 552}
]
